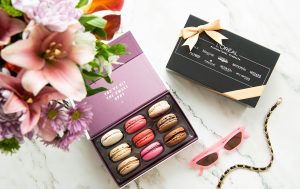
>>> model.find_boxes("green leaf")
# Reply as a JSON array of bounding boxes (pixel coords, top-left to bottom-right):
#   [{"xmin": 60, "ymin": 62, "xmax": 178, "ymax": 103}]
[
  {"xmin": 84, "ymin": 81, "xmax": 92, "ymax": 90},
  {"xmin": 79, "ymin": 14, "xmax": 107, "ymax": 33},
  {"xmin": 87, "ymin": 87, "xmax": 107, "ymax": 96},
  {"xmin": 79, "ymin": 15, "xmax": 98, "ymax": 32},
  {"xmin": 0, "ymin": 0, "xmax": 23, "ymax": 17},
  {"xmin": 81, "ymin": 22, "xmax": 95, "ymax": 31},
  {"xmin": 76, "ymin": 0, "xmax": 88, "ymax": 8},
  {"xmin": 86, "ymin": 17, "xmax": 107, "ymax": 29},
  {"xmin": 93, "ymin": 28, "xmax": 106, "ymax": 38},
  {"xmin": 84, "ymin": 76, "xmax": 108, "ymax": 97},
  {"xmin": 104, "ymin": 75, "xmax": 113, "ymax": 84},
  {"xmin": 98, "ymin": 51, "xmax": 110, "ymax": 61},
  {"xmin": 79, "ymin": 14, "xmax": 97, "ymax": 24},
  {"xmin": 88, "ymin": 60, "xmax": 100, "ymax": 70},
  {"xmin": 109, "ymin": 44, "xmax": 127, "ymax": 55},
  {"xmin": 96, "ymin": 41, "xmax": 109, "ymax": 50},
  {"xmin": 95, "ymin": 41, "xmax": 110, "ymax": 60},
  {"xmin": 0, "ymin": 138, "xmax": 20, "ymax": 154},
  {"xmin": 82, "ymin": 69, "xmax": 104, "ymax": 81}
]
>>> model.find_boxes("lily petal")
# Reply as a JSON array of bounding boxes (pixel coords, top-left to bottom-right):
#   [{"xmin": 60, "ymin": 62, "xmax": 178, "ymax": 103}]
[
  {"xmin": 41, "ymin": 28, "xmax": 73, "ymax": 53},
  {"xmin": 35, "ymin": 86, "xmax": 66, "ymax": 105},
  {"xmin": 83, "ymin": 0, "xmax": 124, "ymax": 14},
  {"xmin": 103, "ymin": 14, "xmax": 121, "ymax": 40},
  {"xmin": 7, "ymin": 18, "xmax": 26, "ymax": 37},
  {"xmin": 37, "ymin": 122, "xmax": 57, "ymax": 142},
  {"xmin": 0, "ymin": 9, "xmax": 9, "ymax": 26},
  {"xmin": 43, "ymin": 60, "xmax": 87, "ymax": 101},
  {"xmin": 0, "ymin": 9, "xmax": 25, "ymax": 45},
  {"xmin": 70, "ymin": 46, "xmax": 95, "ymax": 65},
  {"xmin": 22, "ymin": 70, "xmax": 48, "ymax": 96},
  {"xmin": 28, "ymin": 24, "xmax": 51, "ymax": 44},
  {"xmin": 70, "ymin": 32, "xmax": 96, "ymax": 65},
  {"xmin": 0, "ymin": 73, "xmax": 24, "ymax": 95},
  {"xmin": 3, "ymin": 93, "xmax": 27, "ymax": 114},
  {"xmin": 1, "ymin": 39, "xmax": 45, "ymax": 70},
  {"xmin": 22, "ymin": 87, "xmax": 65, "ymax": 134},
  {"xmin": 0, "ymin": 35, "xmax": 11, "ymax": 46},
  {"xmin": 20, "ymin": 104, "xmax": 41, "ymax": 134}
]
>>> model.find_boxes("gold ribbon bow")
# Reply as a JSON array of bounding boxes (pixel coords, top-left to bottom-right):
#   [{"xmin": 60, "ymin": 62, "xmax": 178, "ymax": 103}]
[{"xmin": 180, "ymin": 20, "xmax": 228, "ymax": 51}]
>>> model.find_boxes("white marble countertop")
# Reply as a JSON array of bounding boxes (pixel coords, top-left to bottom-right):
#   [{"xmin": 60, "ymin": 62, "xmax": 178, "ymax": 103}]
[{"xmin": 1, "ymin": 0, "xmax": 300, "ymax": 188}]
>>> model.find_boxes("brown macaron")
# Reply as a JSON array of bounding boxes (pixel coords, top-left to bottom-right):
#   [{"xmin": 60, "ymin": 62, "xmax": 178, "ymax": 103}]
[
  {"xmin": 164, "ymin": 127, "xmax": 187, "ymax": 147},
  {"xmin": 157, "ymin": 113, "xmax": 178, "ymax": 132}
]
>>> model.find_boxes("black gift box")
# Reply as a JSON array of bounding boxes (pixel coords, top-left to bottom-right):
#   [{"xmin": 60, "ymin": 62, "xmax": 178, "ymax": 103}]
[{"xmin": 166, "ymin": 15, "xmax": 280, "ymax": 107}]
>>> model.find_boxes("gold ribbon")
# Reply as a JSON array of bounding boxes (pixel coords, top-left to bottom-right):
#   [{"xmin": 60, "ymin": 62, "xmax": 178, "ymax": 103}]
[
  {"xmin": 180, "ymin": 20, "xmax": 228, "ymax": 51},
  {"xmin": 205, "ymin": 85, "xmax": 266, "ymax": 101},
  {"xmin": 222, "ymin": 85, "xmax": 266, "ymax": 100}
]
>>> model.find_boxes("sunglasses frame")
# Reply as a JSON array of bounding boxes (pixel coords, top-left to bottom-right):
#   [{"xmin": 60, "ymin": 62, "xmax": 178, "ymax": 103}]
[{"xmin": 189, "ymin": 127, "xmax": 248, "ymax": 175}]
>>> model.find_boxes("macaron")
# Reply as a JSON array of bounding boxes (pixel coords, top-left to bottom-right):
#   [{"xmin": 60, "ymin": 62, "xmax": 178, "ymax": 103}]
[
  {"xmin": 117, "ymin": 156, "xmax": 140, "ymax": 175},
  {"xmin": 157, "ymin": 113, "xmax": 178, "ymax": 132},
  {"xmin": 109, "ymin": 143, "xmax": 131, "ymax": 162},
  {"xmin": 132, "ymin": 129, "xmax": 155, "ymax": 148},
  {"xmin": 164, "ymin": 127, "xmax": 187, "ymax": 147},
  {"xmin": 124, "ymin": 115, "xmax": 147, "ymax": 134},
  {"xmin": 141, "ymin": 142, "xmax": 164, "ymax": 161},
  {"xmin": 101, "ymin": 129, "xmax": 123, "ymax": 147},
  {"xmin": 148, "ymin": 100, "xmax": 171, "ymax": 118}
]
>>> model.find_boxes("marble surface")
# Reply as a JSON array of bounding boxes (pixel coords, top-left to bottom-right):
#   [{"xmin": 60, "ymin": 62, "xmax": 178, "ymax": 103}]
[{"xmin": 1, "ymin": 0, "xmax": 300, "ymax": 188}]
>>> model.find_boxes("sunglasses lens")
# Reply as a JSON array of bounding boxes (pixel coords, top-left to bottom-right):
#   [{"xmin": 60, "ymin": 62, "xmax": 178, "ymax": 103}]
[
  {"xmin": 196, "ymin": 152, "xmax": 218, "ymax": 166},
  {"xmin": 224, "ymin": 132, "xmax": 242, "ymax": 150}
]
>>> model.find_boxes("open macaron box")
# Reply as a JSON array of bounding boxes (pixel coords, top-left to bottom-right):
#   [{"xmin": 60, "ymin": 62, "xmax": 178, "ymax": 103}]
[{"xmin": 86, "ymin": 31, "xmax": 198, "ymax": 187}]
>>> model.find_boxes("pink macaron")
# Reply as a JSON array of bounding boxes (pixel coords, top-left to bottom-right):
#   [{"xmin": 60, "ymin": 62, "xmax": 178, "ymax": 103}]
[
  {"xmin": 141, "ymin": 142, "xmax": 164, "ymax": 161},
  {"xmin": 125, "ymin": 115, "xmax": 147, "ymax": 134}
]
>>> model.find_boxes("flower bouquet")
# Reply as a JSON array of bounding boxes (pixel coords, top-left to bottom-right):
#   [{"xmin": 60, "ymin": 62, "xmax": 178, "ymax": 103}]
[{"xmin": 0, "ymin": 0, "xmax": 126, "ymax": 153}]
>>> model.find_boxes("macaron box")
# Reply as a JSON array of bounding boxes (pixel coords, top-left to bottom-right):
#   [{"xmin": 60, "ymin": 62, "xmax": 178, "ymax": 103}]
[{"xmin": 87, "ymin": 32, "xmax": 198, "ymax": 187}]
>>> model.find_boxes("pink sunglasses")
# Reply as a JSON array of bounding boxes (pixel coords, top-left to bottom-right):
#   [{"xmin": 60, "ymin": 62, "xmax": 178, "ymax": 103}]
[{"xmin": 189, "ymin": 127, "xmax": 249, "ymax": 175}]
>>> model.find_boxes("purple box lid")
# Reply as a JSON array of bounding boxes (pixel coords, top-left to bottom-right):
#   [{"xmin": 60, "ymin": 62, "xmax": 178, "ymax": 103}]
[
  {"xmin": 87, "ymin": 32, "xmax": 167, "ymax": 138},
  {"xmin": 110, "ymin": 32, "xmax": 143, "ymax": 70}
]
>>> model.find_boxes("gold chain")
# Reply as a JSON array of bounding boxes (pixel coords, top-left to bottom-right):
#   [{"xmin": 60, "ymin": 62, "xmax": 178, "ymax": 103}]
[{"xmin": 216, "ymin": 97, "xmax": 282, "ymax": 189}]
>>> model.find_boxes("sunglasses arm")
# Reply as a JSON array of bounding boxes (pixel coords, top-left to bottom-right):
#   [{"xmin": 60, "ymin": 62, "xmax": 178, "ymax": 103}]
[
  {"xmin": 199, "ymin": 167, "xmax": 204, "ymax": 176},
  {"xmin": 242, "ymin": 128, "xmax": 249, "ymax": 139}
]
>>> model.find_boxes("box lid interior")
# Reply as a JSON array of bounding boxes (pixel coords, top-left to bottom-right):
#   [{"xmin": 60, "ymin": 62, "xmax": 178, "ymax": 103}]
[{"xmin": 87, "ymin": 32, "xmax": 167, "ymax": 138}]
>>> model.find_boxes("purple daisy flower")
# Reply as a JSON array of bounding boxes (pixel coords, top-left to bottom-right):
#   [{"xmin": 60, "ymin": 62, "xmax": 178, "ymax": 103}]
[
  {"xmin": 66, "ymin": 101, "xmax": 93, "ymax": 134},
  {"xmin": 38, "ymin": 101, "xmax": 66, "ymax": 132},
  {"xmin": 54, "ymin": 132, "xmax": 81, "ymax": 151},
  {"xmin": 0, "ymin": 89, "xmax": 24, "ymax": 142},
  {"xmin": 42, "ymin": 100, "xmax": 93, "ymax": 151}
]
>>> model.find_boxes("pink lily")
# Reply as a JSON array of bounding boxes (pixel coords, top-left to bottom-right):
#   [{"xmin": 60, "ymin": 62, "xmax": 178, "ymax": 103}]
[
  {"xmin": 0, "ymin": 72, "xmax": 65, "ymax": 136},
  {"xmin": 0, "ymin": 8, "xmax": 25, "ymax": 46},
  {"xmin": 1, "ymin": 24, "xmax": 96, "ymax": 101}
]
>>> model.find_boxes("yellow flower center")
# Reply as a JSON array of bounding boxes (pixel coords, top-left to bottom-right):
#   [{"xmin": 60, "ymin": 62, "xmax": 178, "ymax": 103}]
[
  {"xmin": 71, "ymin": 111, "xmax": 81, "ymax": 121},
  {"xmin": 47, "ymin": 109, "xmax": 58, "ymax": 120},
  {"xmin": 44, "ymin": 42, "xmax": 67, "ymax": 62},
  {"xmin": 26, "ymin": 97, "xmax": 33, "ymax": 104}
]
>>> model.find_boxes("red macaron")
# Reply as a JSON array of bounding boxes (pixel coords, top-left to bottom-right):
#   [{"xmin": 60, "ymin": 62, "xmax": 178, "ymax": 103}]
[
  {"xmin": 132, "ymin": 129, "xmax": 155, "ymax": 148},
  {"xmin": 124, "ymin": 115, "xmax": 147, "ymax": 134}
]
